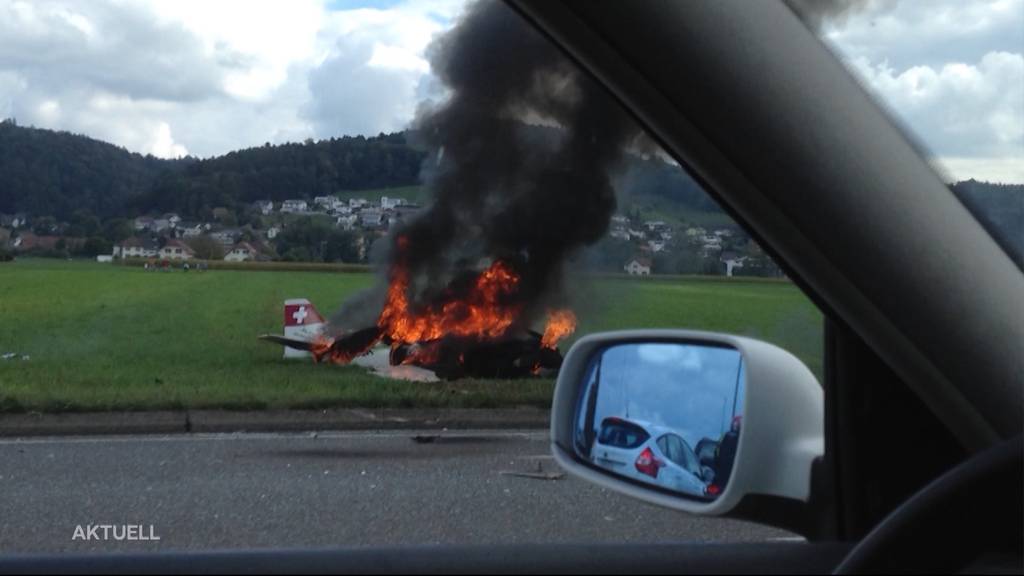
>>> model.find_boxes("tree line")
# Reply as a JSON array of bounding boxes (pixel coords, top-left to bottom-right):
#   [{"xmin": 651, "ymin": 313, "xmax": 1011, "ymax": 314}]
[{"xmin": 0, "ymin": 120, "xmax": 424, "ymax": 222}]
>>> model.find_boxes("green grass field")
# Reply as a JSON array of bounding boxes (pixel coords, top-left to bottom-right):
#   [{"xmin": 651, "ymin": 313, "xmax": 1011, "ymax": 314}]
[{"xmin": 0, "ymin": 259, "xmax": 822, "ymax": 413}]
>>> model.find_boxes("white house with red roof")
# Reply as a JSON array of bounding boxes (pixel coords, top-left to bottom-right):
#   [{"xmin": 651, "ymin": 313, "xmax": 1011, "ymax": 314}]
[
  {"xmin": 158, "ymin": 239, "xmax": 194, "ymax": 261},
  {"xmin": 224, "ymin": 242, "xmax": 259, "ymax": 262}
]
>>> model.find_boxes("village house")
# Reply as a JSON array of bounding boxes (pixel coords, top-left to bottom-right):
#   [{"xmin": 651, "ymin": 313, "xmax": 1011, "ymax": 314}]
[
  {"xmin": 686, "ymin": 227, "xmax": 706, "ymax": 239},
  {"xmin": 163, "ymin": 213, "xmax": 182, "ymax": 227},
  {"xmin": 381, "ymin": 196, "xmax": 404, "ymax": 210},
  {"xmin": 10, "ymin": 214, "xmax": 27, "ymax": 229},
  {"xmin": 336, "ymin": 215, "xmax": 358, "ymax": 231},
  {"xmin": 348, "ymin": 198, "xmax": 369, "ymax": 209},
  {"xmin": 394, "ymin": 204, "xmax": 423, "ymax": 220},
  {"xmin": 314, "ymin": 196, "xmax": 339, "ymax": 209},
  {"xmin": 116, "ymin": 237, "xmax": 159, "ymax": 259},
  {"xmin": 210, "ymin": 228, "xmax": 243, "ymax": 246},
  {"xmin": 610, "ymin": 215, "xmax": 629, "ymax": 227},
  {"xmin": 359, "ymin": 208, "xmax": 384, "ymax": 229},
  {"xmin": 266, "ymin": 226, "xmax": 281, "ymax": 240},
  {"xmin": 624, "ymin": 257, "xmax": 652, "ymax": 276},
  {"xmin": 158, "ymin": 239, "xmax": 194, "ymax": 261},
  {"xmin": 644, "ymin": 220, "xmax": 667, "ymax": 232},
  {"xmin": 224, "ymin": 242, "xmax": 258, "ymax": 262},
  {"xmin": 281, "ymin": 199, "xmax": 308, "ymax": 213},
  {"xmin": 254, "ymin": 200, "xmax": 274, "ymax": 215},
  {"xmin": 176, "ymin": 222, "xmax": 206, "ymax": 239}
]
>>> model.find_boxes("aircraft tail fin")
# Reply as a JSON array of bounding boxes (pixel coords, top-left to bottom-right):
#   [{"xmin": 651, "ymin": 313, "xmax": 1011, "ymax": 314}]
[{"xmin": 280, "ymin": 298, "xmax": 326, "ymax": 358}]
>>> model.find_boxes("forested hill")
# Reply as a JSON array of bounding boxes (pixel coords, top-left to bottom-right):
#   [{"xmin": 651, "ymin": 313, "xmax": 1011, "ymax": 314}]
[
  {"xmin": 0, "ymin": 121, "xmax": 424, "ymax": 221},
  {"xmin": 0, "ymin": 119, "xmax": 183, "ymax": 220},
  {"xmin": 0, "ymin": 120, "xmax": 1020, "ymax": 261},
  {"xmin": 133, "ymin": 132, "xmax": 425, "ymax": 218}
]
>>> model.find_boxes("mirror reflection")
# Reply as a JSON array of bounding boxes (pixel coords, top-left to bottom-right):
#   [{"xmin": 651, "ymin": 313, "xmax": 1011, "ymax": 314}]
[{"xmin": 573, "ymin": 342, "xmax": 745, "ymax": 500}]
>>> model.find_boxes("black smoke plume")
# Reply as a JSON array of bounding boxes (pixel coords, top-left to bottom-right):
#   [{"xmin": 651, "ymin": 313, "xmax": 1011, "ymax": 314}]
[{"xmin": 330, "ymin": 0, "xmax": 641, "ymax": 335}]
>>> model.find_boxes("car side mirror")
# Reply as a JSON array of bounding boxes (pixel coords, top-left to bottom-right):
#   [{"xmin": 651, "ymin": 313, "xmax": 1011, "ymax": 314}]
[{"xmin": 550, "ymin": 330, "xmax": 823, "ymax": 520}]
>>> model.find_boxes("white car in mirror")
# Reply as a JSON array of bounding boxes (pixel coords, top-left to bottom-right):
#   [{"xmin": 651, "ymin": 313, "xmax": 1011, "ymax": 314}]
[{"xmin": 550, "ymin": 330, "xmax": 824, "ymax": 518}]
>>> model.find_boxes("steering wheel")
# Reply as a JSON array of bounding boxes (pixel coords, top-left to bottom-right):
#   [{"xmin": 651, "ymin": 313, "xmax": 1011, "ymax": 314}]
[{"xmin": 834, "ymin": 435, "xmax": 1022, "ymax": 574}]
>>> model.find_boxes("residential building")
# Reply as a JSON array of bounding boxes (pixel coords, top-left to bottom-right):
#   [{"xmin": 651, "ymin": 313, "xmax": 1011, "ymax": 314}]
[
  {"xmin": 254, "ymin": 200, "xmax": 275, "ymax": 215},
  {"xmin": 210, "ymin": 229, "xmax": 243, "ymax": 246},
  {"xmin": 336, "ymin": 215, "xmax": 358, "ymax": 230},
  {"xmin": 381, "ymin": 196, "xmax": 404, "ymax": 210},
  {"xmin": 624, "ymin": 257, "xmax": 652, "ymax": 276},
  {"xmin": 281, "ymin": 199, "xmax": 308, "ymax": 213},
  {"xmin": 116, "ymin": 237, "xmax": 159, "ymax": 259},
  {"xmin": 360, "ymin": 208, "xmax": 384, "ymax": 229},
  {"xmin": 224, "ymin": 242, "xmax": 258, "ymax": 262},
  {"xmin": 158, "ymin": 239, "xmax": 194, "ymax": 261},
  {"xmin": 266, "ymin": 226, "xmax": 281, "ymax": 240},
  {"xmin": 177, "ymin": 222, "xmax": 205, "ymax": 238},
  {"xmin": 314, "ymin": 196, "xmax": 339, "ymax": 209}
]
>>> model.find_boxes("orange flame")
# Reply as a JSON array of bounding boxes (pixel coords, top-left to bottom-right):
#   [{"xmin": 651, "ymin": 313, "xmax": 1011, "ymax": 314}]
[
  {"xmin": 541, "ymin": 309, "xmax": 577, "ymax": 349},
  {"xmin": 317, "ymin": 237, "xmax": 577, "ymax": 366},
  {"xmin": 377, "ymin": 259, "xmax": 523, "ymax": 344}
]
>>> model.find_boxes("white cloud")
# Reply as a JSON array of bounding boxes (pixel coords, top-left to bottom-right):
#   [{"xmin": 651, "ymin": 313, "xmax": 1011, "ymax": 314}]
[
  {"xmin": 6, "ymin": 0, "xmax": 1013, "ymax": 182},
  {"xmin": 149, "ymin": 121, "xmax": 188, "ymax": 158},
  {"xmin": 0, "ymin": 0, "xmax": 468, "ymax": 158},
  {"xmin": 824, "ymin": 0, "xmax": 1024, "ymax": 182}
]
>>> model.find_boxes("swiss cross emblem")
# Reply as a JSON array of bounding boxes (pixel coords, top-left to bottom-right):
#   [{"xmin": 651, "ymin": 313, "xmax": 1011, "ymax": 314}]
[{"xmin": 292, "ymin": 306, "xmax": 308, "ymax": 324}]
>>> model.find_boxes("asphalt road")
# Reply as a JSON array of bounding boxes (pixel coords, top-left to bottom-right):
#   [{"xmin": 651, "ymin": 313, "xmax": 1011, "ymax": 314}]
[{"xmin": 0, "ymin": 431, "xmax": 796, "ymax": 554}]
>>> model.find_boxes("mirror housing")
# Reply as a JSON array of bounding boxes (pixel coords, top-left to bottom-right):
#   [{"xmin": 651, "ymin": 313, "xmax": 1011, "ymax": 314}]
[{"xmin": 551, "ymin": 330, "xmax": 823, "ymax": 520}]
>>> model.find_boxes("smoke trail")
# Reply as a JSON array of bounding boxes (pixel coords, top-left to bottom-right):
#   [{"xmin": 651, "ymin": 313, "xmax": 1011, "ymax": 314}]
[{"xmin": 331, "ymin": 0, "xmax": 641, "ymax": 334}]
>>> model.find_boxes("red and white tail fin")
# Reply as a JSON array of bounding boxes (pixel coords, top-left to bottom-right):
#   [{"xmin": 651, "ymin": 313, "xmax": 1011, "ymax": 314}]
[{"xmin": 282, "ymin": 298, "xmax": 326, "ymax": 358}]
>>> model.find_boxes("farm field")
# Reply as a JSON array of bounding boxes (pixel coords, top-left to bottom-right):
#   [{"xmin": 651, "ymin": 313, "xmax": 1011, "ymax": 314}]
[{"xmin": 0, "ymin": 259, "xmax": 822, "ymax": 413}]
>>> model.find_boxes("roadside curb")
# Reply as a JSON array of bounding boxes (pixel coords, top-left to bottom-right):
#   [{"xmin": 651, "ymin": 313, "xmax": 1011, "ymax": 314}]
[{"xmin": 0, "ymin": 408, "xmax": 551, "ymax": 437}]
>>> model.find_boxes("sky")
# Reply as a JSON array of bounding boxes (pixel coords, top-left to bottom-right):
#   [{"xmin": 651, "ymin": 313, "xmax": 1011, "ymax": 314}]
[
  {"xmin": 0, "ymin": 0, "xmax": 1020, "ymax": 182},
  {"xmin": 586, "ymin": 343, "xmax": 744, "ymax": 449}
]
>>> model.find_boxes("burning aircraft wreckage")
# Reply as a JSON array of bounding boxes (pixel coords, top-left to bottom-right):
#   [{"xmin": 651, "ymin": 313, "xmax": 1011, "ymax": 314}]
[{"xmin": 261, "ymin": 0, "xmax": 642, "ymax": 380}]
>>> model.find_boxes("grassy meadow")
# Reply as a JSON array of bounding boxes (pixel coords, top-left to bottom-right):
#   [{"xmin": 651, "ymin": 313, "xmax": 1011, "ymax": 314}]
[{"xmin": 0, "ymin": 259, "xmax": 822, "ymax": 413}]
